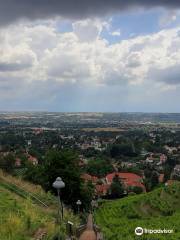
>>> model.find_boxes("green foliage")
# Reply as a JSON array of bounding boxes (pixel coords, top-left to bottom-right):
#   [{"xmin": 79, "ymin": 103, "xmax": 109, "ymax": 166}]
[
  {"xmin": 95, "ymin": 182, "xmax": 180, "ymax": 240},
  {"xmin": 0, "ymin": 186, "xmax": 60, "ymax": 239},
  {"xmin": 86, "ymin": 158, "xmax": 113, "ymax": 177},
  {"xmin": 150, "ymin": 171, "xmax": 159, "ymax": 189},
  {"xmin": 130, "ymin": 186, "xmax": 143, "ymax": 194},
  {"xmin": 109, "ymin": 143, "xmax": 136, "ymax": 158},
  {"xmin": 24, "ymin": 149, "xmax": 93, "ymax": 210},
  {"xmin": 144, "ymin": 170, "xmax": 159, "ymax": 191},
  {"xmin": 109, "ymin": 175, "xmax": 124, "ymax": 198},
  {"xmin": 0, "ymin": 154, "xmax": 15, "ymax": 173},
  {"xmin": 0, "ymin": 172, "xmax": 80, "ymax": 240},
  {"xmin": 80, "ymin": 181, "xmax": 94, "ymax": 211}
]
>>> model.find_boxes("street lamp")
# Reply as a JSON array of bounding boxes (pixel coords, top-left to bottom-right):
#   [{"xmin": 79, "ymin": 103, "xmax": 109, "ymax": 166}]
[
  {"xmin": 76, "ymin": 200, "xmax": 82, "ymax": 214},
  {"xmin": 53, "ymin": 177, "xmax": 65, "ymax": 222}
]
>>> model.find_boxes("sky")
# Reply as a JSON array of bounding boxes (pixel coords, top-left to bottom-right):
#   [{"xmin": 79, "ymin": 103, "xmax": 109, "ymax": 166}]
[{"xmin": 0, "ymin": 1, "xmax": 180, "ymax": 112}]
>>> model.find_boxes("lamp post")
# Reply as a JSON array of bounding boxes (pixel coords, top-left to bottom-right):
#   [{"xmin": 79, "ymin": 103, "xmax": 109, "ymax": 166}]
[
  {"xmin": 53, "ymin": 177, "xmax": 65, "ymax": 222},
  {"xmin": 76, "ymin": 200, "xmax": 82, "ymax": 214}
]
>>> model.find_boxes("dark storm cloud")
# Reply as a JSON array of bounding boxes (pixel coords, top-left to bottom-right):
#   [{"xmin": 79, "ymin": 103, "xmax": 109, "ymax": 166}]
[{"xmin": 1, "ymin": 0, "xmax": 180, "ymax": 25}]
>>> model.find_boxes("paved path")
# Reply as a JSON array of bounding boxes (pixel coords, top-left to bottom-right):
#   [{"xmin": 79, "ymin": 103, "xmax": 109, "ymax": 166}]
[{"xmin": 79, "ymin": 214, "xmax": 97, "ymax": 240}]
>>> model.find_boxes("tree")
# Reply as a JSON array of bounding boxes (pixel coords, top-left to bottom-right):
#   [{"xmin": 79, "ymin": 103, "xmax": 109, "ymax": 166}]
[
  {"xmin": 80, "ymin": 181, "xmax": 94, "ymax": 211},
  {"xmin": 24, "ymin": 149, "xmax": 93, "ymax": 210},
  {"xmin": 110, "ymin": 143, "xmax": 136, "ymax": 158},
  {"xmin": 86, "ymin": 158, "xmax": 113, "ymax": 177},
  {"xmin": 131, "ymin": 186, "xmax": 143, "ymax": 194},
  {"xmin": 150, "ymin": 171, "xmax": 159, "ymax": 189},
  {"xmin": 0, "ymin": 154, "xmax": 15, "ymax": 173},
  {"xmin": 109, "ymin": 175, "xmax": 124, "ymax": 199}
]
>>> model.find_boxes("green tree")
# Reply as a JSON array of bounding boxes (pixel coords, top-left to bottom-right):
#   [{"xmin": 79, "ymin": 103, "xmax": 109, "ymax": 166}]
[
  {"xmin": 131, "ymin": 186, "xmax": 143, "ymax": 194},
  {"xmin": 110, "ymin": 143, "xmax": 136, "ymax": 158},
  {"xmin": 80, "ymin": 181, "xmax": 94, "ymax": 211},
  {"xmin": 150, "ymin": 171, "xmax": 159, "ymax": 189},
  {"xmin": 25, "ymin": 149, "xmax": 93, "ymax": 210},
  {"xmin": 109, "ymin": 175, "xmax": 124, "ymax": 199},
  {"xmin": 0, "ymin": 154, "xmax": 15, "ymax": 173},
  {"xmin": 86, "ymin": 158, "xmax": 113, "ymax": 177}
]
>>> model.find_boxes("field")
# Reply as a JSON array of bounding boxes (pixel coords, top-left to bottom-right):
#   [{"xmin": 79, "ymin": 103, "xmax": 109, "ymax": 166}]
[
  {"xmin": 0, "ymin": 171, "xmax": 79, "ymax": 240},
  {"xmin": 82, "ymin": 128, "xmax": 125, "ymax": 132},
  {"xmin": 95, "ymin": 182, "xmax": 180, "ymax": 240}
]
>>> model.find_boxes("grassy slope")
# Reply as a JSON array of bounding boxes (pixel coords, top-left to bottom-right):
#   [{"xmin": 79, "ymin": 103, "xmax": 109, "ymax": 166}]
[
  {"xmin": 95, "ymin": 182, "xmax": 180, "ymax": 240},
  {"xmin": 0, "ymin": 171, "xmax": 79, "ymax": 240}
]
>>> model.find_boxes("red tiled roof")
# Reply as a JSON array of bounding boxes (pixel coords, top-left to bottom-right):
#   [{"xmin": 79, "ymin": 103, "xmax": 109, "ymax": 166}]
[
  {"xmin": 106, "ymin": 172, "xmax": 142, "ymax": 184},
  {"xmin": 106, "ymin": 172, "xmax": 146, "ymax": 192},
  {"xmin": 28, "ymin": 155, "xmax": 38, "ymax": 165}
]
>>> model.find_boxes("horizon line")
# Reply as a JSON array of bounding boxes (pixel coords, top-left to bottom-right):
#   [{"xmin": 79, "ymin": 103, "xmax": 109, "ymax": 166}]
[{"xmin": 0, "ymin": 111, "xmax": 180, "ymax": 114}]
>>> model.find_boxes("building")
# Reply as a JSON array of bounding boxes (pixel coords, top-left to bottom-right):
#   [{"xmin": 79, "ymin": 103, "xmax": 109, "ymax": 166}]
[
  {"xmin": 106, "ymin": 172, "xmax": 146, "ymax": 192},
  {"xmin": 81, "ymin": 173, "xmax": 98, "ymax": 184},
  {"xmin": 15, "ymin": 158, "xmax": 21, "ymax": 167},
  {"xmin": 173, "ymin": 164, "xmax": 180, "ymax": 177},
  {"xmin": 160, "ymin": 154, "xmax": 167, "ymax": 163},
  {"xmin": 95, "ymin": 184, "xmax": 110, "ymax": 196},
  {"xmin": 164, "ymin": 145, "xmax": 177, "ymax": 154},
  {"xmin": 27, "ymin": 154, "xmax": 38, "ymax": 165},
  {"xmin": 158, "ymin": 173, "xmax": 164, "ymax": 183}
]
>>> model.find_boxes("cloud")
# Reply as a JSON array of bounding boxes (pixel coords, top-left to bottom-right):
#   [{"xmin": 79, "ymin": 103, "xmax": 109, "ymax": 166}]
[
  {"xmin": 149, "ymin": 64, "xmax": 180, "ymax": 85},
  {"xmin": 72, "ymin": 19, "xmax": 104, "ymax": 42},
  {"xmin": 159, "ymin": 10, "xmax": 178, "ymax": 27},
  {"xmin": 1, "ymin": 0, "xmax": 180, "ymax": 25},
  {"xmin": 126, "ymin": 53, "xmax": 141, "ymax": 68},
  {"xmin": 0, "ymin": 20, "xmax": 180, "ymax": 111},
  {"xmin": 111, "ymin": 30, "xmax": 121, "ymax": 36},
  {"xmin": 0, "ymin": 61, "xmax": 32, "ymax": 72},
  {"xmin": 1, "ymin": 21, "xmax": 180, "ymax": 87}
]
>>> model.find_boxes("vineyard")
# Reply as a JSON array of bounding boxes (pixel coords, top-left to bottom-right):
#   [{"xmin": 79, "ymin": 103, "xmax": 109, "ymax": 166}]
[
  {"xmin": 95, "ymin": 182, "xmax": 180, "ymax": 240},
  {"xmin": 0, "ymin": 171, "xmax": 79, "ymax": 240}
]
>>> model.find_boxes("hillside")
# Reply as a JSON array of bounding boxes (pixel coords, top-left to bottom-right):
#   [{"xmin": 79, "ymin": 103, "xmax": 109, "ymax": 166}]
[
  {"xmin": 95, "ymin": 182, "xmax": 180, "ymax": 240},
  {"xmin": 0, "ymin": 171, "xmax": 79, "ymax": 240}
]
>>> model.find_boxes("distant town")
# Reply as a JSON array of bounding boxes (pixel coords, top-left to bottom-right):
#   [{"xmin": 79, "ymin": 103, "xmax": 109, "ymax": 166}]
[{"xmin": 0, "ymin": 112, "xmax": 180, "ymax": 198}]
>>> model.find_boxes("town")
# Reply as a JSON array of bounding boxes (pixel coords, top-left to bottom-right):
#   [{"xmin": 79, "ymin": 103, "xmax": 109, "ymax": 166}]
[{"xmin": 0, "ymin": 112, "xmax": 180, "ymax": 199}]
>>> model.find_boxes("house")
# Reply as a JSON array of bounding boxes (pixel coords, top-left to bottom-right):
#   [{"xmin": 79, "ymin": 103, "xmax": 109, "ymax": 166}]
[
  {"xmin": 81, "ymin": 173, "xmax": 98, "ymax": 184},
  {"xmin": 33, "ymin": 128, "xmax": 43, "ymax": 135},
  {"xmin": 121, "ymin": 162, "xmax": 137, "ymax": 168},
  {"xmin": 27, "ymin": 154, "xmax": 38, "ymax": 165},
  {"xmin": 158, "ymin": 173, "xmax": 165, "ymax": 183},
  {"xmin": 15, "ymin": 158, "xmax": 21, "ymax": 167},
  {"xmin": 81, "ymin": 143, "xmax": 92, "ymax": 150},
  {"xmin": 78, "ymin": 155, "xmax": 88, "ymax": 167},
  {"xmin": 173, "ymin": 164, "xmax": 180, "ymax": 177},
  {"xmin": 95, "ymin": 184, "xmax": 110, "ymax": 196},
  {"xmin": 164, "ymin": 145, "xmax": 177, "ymax": 154},
  {"xmin": 106, "ymin": 172, "xmax": 142, "ymax": 184},
  {"xmin": 106, "ymin": 172, "xmax": 146, "ymax": 192},
  {"xmin": 160, "ymin": 154, "xmax": 167, "ymax": 163},
  {"xmin": 145, "ymin": 153, "xmax": 155, "ymax": 163}
]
